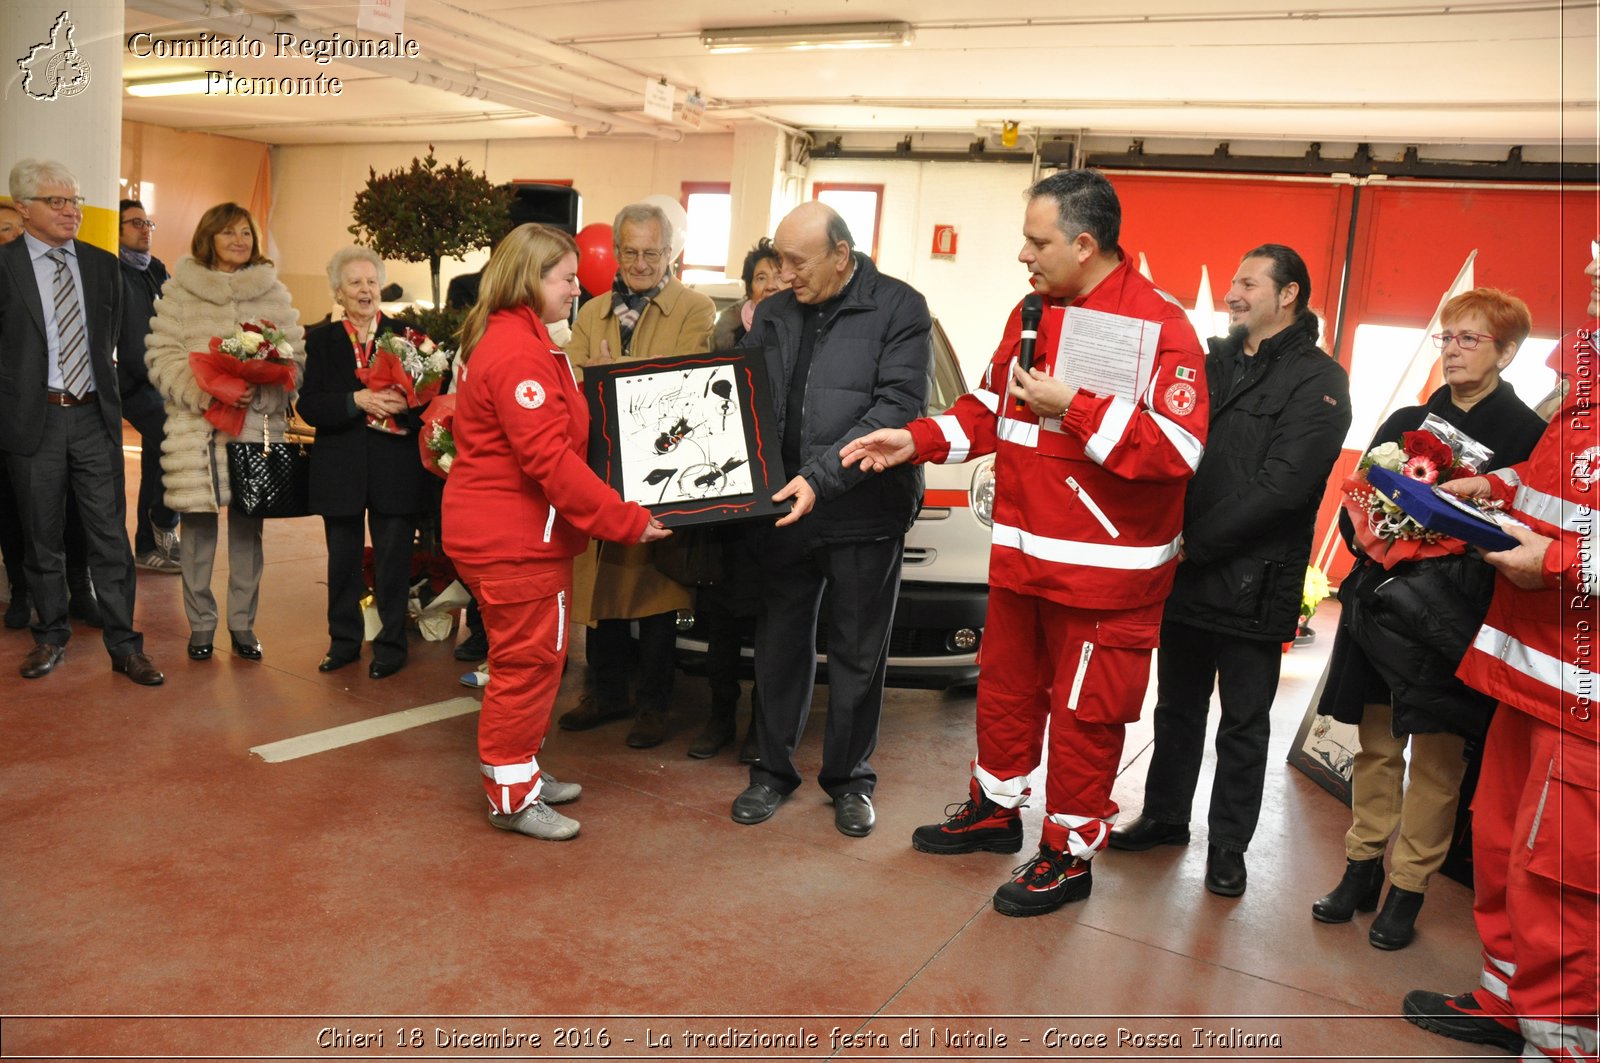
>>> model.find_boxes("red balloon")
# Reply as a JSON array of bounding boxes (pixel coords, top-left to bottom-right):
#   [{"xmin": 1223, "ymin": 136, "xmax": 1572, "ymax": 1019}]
[{"xmin": 575, "ymin": 223, "xmax": 615, "ymax": 296}]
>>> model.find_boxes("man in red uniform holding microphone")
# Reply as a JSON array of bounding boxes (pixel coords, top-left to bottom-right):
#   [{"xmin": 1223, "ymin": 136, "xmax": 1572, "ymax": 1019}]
[
  {"xmin": 1403, "ymin": 245, "xmax": 1599, "ymax": 1061},
  {"xmin": 842, "ymin": 170, "xmax": 1208, "ymax": 916}
]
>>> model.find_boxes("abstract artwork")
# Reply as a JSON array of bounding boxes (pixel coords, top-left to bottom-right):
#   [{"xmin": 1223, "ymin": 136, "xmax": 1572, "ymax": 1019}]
[{"xmin": 584, "ymin": 348, "xmax": 789, "ymax": 528}]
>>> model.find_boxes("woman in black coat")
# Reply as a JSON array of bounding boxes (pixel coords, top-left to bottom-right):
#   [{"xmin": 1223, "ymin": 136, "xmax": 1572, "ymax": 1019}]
[
  {"xmin": 1311, "ymin": 288, "xmax": 1547, "ymax": 950},
  {"xmin": 297, "ymin": 246, "xmax": 432, "ymax": 679}
]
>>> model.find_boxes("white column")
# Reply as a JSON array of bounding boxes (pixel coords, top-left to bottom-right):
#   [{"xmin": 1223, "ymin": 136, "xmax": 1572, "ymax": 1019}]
[
  {"xmin": 2, "ymin": 0, "xmax": 124, "ymax": 251},
  {"xmin": 727, "ymin": 123, "xmax": 804, "ymax": 267}
]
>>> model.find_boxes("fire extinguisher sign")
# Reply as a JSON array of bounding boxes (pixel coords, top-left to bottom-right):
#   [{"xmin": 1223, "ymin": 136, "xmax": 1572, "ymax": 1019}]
[{"xmin": 931, "ymin": 224, "xmax": 958, "ymax": 258}]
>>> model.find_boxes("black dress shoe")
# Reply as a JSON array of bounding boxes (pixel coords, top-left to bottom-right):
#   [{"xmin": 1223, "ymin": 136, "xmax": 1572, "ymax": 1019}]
[
  {"xmin": 368, "ymin": 658, "xmax": 405, "ymax": 680},
  {"xmin": 1205, "ymin": 844, "xmax": 1247, "ymax": 896},
  {"xmin": 20, "ymin": 643, "xmax": 65, "ymax": 678},
  {"xmin": 230, "ymin": 633, "xmax": 263, "ymax": 661},
  {"xmin": 187, "ymin": 643, "xmax": 213, "ymax": 661},
  {"xmin": 731, "ymin": 783, "xmax": 784, "ymax": 825},
  {"xmin": 1108, "ymin": 815, "xmax": 1191, "ymax": 851},
  {"xmin": 111, "ymin": 651, "xmax": 165, "ymax": 686},
  {"xmin": 834, "ymin": 793, "xmax": 875, "ymax": 837},
  {"xmin": 318, "ymin": 652, "xmax": 358, "ymax": 672}
]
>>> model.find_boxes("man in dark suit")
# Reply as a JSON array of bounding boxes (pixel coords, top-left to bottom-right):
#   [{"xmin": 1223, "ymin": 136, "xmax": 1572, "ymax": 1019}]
[{"xmin": 0, "ymin": 158, "xmax": 163, "ymax": 684}]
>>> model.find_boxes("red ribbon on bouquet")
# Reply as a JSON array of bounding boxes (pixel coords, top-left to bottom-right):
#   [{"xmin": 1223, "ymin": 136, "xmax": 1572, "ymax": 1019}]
[
  {"xmin": 417, "ymin": 393, "xmax": 456, "ymax": 480},
  {"xmin": 356, "ymin": 348, "xmax": 444, "ymax": 435}
]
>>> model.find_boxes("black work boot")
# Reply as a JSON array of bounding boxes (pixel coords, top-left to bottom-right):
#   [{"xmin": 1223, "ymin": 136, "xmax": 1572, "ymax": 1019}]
[
  {"xmin": 1311, "ymin": 856, "xmax": 1385, "ymax": 923},
  {"xmin": 1369, "ymin": 885, "xmax": 1425, "ymax": 950},
  {"xmin": 911, "ymin": 777, "xmax": 1023, "ymax": 855}
]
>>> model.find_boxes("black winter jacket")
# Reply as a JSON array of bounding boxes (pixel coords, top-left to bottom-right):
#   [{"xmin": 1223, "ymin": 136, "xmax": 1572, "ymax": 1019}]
[
  {"xmin": 746, "ymin": 253, "xmax": 930, "ymax": 543},
  {"xmin": 1318, "ymin": 382, "xmax": 1546, "ymax": 737},
  {"xmin": 118, "ymin": 255, "xmax": 169, "ymax": 420},
  {"xmin": 1163, "ymin": 314, "xmax": 1351, "ymax": 640}
]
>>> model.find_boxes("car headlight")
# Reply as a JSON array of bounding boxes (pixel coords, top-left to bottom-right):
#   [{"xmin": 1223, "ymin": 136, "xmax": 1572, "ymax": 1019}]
[{"xmin": 971, "ymin": 457, "xmax": 996, "ymax": 527}]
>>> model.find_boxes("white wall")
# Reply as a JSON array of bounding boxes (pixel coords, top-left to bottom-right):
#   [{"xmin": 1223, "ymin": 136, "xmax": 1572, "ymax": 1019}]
[
  {"xmin": 808, "ymin": 159, "xmax": 1038, "ymax": 381},
  {"xmin": 269, "ymin": 135, "xmax": 735, "ymax": 320}
]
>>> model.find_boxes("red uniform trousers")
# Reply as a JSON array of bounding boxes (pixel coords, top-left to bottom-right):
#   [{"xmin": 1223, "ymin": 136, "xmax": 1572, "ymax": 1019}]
[
  {"xmin": 1470, "ymin": 706, "xmax": 1599, "ymax": 1061},
  {"xmin": 974, "ymin": 586, "xmax": 1162, "ymax": 859},
  {"xmin": 454, "ymin": 557, "xmax": 571, "ymax": 815}
]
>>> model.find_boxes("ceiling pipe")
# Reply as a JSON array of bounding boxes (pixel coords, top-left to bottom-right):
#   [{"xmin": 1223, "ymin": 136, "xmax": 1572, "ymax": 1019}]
[{"xmin": 127, "ymin": 0, "xmax": 682, "ymax": 140}]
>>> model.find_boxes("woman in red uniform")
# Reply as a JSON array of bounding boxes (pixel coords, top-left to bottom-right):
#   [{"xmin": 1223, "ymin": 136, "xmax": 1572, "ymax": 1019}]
[{"xmin": 443, "ymin": 224, "xmax": 668, "ymax": 840}]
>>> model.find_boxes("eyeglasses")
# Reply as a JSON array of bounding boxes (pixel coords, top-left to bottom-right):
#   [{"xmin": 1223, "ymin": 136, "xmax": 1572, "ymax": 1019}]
[
  {"xmin": 1431, "ymin": 331, "xmax": 1498, "ymax": 351},
  {"xmin": 122, "ymin": 218, "xmax": 155, "ymax": 230},
  {"xmin": 619, "ymin": 248, "xmax": 665, "ymax": 264},
  {"xmin": 26, "ymin": 195, "xmax": 86, "ymax": 211}
]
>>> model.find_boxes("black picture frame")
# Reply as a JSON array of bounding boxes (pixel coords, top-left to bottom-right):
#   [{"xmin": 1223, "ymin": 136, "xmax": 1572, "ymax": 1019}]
[{"xmin": 583, "ymin": 346, "xmax": 791, "ymax": 528}]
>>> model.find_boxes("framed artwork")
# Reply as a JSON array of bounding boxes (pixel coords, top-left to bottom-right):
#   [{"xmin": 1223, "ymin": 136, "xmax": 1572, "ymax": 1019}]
[
  {"xmin": 1286, "ymin": 663, "xmax": 1355, "ymax": 805},
  {"xmin": 583, "ymin": 347, "xmax": 791, "ymax": 528}
]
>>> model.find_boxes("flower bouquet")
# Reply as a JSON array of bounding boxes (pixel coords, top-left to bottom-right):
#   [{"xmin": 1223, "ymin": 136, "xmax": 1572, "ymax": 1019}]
[
  {"xmin": 1339, "ymin": 418, "xmax": 1488, "ymax": 568},
  {"xmin": 189, "ymin": 320, "xmax": 297, "ymax": 437},
  {"xmin": 418, "ymin": 394, "xmax": 456, "ymax": 479},
  {"xmin": 358, "ymin": 327, "xmax": 451, "ymax": 434}
]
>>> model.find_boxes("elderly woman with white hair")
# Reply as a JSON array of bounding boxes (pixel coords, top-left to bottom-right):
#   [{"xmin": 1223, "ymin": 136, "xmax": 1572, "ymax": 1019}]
[{"xmin": 297, "ymin": 245, "xmax": 431, "ymax": 679}]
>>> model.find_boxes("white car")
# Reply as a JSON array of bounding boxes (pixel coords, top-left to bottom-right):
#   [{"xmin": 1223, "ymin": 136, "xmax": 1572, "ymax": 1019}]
[{"xmin": 675, "ymin": 320, "xmax": 993, "ymax": 688}]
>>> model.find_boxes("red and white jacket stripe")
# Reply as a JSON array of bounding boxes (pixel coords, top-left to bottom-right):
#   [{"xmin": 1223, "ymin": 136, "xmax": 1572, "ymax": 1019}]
[
  {"xmin": 1457, "ymin": 326, "xmax": 1600, "ymax": 742},
  {"xmin": 907, "ymin": 261, "xmax": 1208, "ymax": 611}
]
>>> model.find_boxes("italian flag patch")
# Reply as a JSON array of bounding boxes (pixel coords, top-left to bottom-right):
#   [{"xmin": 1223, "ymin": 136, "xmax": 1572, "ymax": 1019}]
[{"xmin": 1175, "ymin": 366, "xmax": 1197, "ymax": 381}]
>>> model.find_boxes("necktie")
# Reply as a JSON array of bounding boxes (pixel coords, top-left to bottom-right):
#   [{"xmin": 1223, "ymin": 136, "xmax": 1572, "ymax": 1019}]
[{"xmin": 47, "ymin": 247, "xmax": 91, "ymax": 398}]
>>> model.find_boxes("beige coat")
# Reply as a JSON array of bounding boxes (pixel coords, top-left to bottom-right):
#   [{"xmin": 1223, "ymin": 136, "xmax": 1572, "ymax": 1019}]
[
  {"xmin": 567, "ymin": 277, "xmax": 715, "ymax": 621},
  {"xmin": 144, "ymin": 259, "xmax": 304, "ymax": 513}
]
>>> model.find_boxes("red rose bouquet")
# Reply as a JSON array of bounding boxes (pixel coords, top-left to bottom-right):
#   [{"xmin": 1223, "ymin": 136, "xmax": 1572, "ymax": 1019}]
[
  {"xmin": 358, "ymin": 327, "xmax": 450, "ymax": 434},
  {"xmin": 189, "ymin": 320, "xmax": 297, "ymax": 437},
  {"xmin": 418, "ymin": 394, "xmax": 456, "ymax": 480},
  {"xmin": 1339, "ymin": 419, "xmax": 1486, "ymax": 568}
]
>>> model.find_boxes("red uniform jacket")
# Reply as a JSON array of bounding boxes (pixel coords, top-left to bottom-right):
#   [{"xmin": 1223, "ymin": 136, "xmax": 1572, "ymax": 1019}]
[
  {"xmin": 443, "ymin": 306, "xmax": 649, "ymax": 564},
  {"xmin": 1458, "ymin": 326, "xmax": 1600, "ymax": 744},
  {"xmin": 907, "ymin": 260, "xmax": 1209, "ymax": 611}
]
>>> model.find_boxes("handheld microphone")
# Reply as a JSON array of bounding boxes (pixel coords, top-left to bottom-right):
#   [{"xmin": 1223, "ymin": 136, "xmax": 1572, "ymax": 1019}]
[
  {"xmin": 1018, "ymin": 294, "xmax": 1043, "ymax": 371},
  {"xmin": 1013, "ymin": 294, "xmax": 1044, "ymax": 412}
]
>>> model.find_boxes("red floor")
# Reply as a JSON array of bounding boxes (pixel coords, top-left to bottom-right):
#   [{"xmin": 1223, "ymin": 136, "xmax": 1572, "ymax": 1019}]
[{"xmin": 0, "ymin": 435, "xmax": 1501, "ymax": 1060}]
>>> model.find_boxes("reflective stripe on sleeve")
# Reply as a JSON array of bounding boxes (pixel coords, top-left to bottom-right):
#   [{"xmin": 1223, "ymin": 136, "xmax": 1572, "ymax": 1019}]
[
  {"xmin": 971, "ymin": 389, "xmax": 1000, "ymax": 413},
  {"xmin": 930, "ymin": 414, "xmax": 971, "ymax": 463},
  {"xmin": 992, "ymin": 521, "xmax": 1182, "ymax": 570},
  {"xmin": 1083, "ymin": 396, "xmax": 1137, "ymax": 466},
  {"xmin": 1473, "ymin": 624, "xmax": 1600, "ymax": 696},
  {"xmin": 1148, "ymin": 411, "xmax": 1204, "ymax": 472},
  {"xmin": 1513, "ymin": 482, "xmax": 1596, "ymax": 534}
]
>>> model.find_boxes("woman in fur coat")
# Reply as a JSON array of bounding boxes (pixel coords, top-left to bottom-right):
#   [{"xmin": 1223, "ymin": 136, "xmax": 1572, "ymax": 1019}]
[{"xmin": 143, "ymin": 203, "xmax": 304, "ymax": 661}]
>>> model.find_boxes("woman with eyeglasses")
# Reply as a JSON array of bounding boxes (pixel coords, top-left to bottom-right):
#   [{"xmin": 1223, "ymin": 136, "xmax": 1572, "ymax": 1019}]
[
  {"xmin": 1311, "ymin": 287, "xmax": 1545, "ymax": 950},
  {"xmin": 144, "ymin": 203, "xmax": 304, "ymax": 663}
]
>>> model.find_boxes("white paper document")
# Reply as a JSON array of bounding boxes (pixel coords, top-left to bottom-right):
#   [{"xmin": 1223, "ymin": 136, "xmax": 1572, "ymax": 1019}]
[{"xmin": 1049, "ymin": 305, "xmax": 1161, "ymax": 404}]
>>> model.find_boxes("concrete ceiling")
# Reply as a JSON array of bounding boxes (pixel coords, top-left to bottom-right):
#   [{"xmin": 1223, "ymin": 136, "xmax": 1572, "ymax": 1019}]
[{"xmin": 120, "ymin": 0, "xmax": 1600, "ymax": 148}]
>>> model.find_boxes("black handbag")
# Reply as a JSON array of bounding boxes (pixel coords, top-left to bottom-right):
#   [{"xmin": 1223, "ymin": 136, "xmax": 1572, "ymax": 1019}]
[{"xmin": 227, "ymin": 420, "xmax": 309, "ymax": 519}]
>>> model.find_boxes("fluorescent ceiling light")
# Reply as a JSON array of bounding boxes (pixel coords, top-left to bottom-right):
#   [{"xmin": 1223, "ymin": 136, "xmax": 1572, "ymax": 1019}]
[
  {"xmin": 701, "ymin": 21, "xmax": 913, "ymax": 53},
  {"xmin": 126, "ymin": 75, "xmax": 210, "ymax": 97}
]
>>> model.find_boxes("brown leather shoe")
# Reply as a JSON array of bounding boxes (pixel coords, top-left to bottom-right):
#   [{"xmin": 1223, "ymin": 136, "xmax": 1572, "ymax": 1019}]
[
  {"xmin": 20, "ymin": 643, "xmax": 65, "ymax": 678},
  {"xmin": 112, "ymin": 651, "xmax": 165, "ymax": 686}
]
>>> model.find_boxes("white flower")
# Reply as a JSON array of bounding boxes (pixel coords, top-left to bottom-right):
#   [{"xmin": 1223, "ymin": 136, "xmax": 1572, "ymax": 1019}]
[
  {"xmin": 437, "ymin": 453, "xmax": 453, "ymax": 474},
  {"xmin": 237, "ymin": 330, "xmax": 264, "ymax": 353},
  {"xmin": 419, "ymin": 338, "xmax": 436, "ymax": 354},
  {"xmin": 425, "ymin": 351, "xmax": 448, "ymax": 376},
  {"xmin": 1367, "ymin": 441, "xmax": 1405, "ymax": 472}
]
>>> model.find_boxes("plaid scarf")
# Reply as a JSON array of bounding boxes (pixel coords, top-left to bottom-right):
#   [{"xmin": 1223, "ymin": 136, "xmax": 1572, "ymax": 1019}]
[{"xmin": 610, "ymin": 271, "xmax": 669, "ymax": 356}]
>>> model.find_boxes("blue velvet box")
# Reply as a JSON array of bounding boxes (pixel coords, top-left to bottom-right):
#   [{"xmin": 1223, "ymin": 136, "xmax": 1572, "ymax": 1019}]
[{"xmin": 1365, "ymin": 466, "xmax": 1519, "ymax": 552}]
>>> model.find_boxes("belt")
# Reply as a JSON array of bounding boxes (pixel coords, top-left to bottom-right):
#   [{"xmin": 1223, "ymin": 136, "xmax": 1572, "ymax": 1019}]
[{"xmin": 45, "ymin": 392, "xmax": 95, "ymax": 407}]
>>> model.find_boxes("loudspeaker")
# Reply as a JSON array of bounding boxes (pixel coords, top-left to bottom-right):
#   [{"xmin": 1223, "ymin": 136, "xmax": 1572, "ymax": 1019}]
[{"xmin": 510, "ymin": 183, "xmax": 582, "ymax": 235}]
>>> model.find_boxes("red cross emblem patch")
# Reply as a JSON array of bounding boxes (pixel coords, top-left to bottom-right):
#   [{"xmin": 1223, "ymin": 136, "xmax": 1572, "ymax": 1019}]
[
  {"xmin": 515, "ymin": 379, "xmax": 546, "ymax": 409},
  {"xmin": 1163, "ymin": 382, "xmax": 1197, "ymax": 417}
]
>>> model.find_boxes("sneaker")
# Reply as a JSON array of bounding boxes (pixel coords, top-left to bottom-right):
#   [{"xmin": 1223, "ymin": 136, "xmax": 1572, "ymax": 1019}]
[
  {"xmin": 135, "ymin": 550, "xmax": 182, "ymax": 573},
  {"xmin": 1401, "ymin": 990, "xmax": 1524, "ymax": 1052},
  {"xmin": 911, "ymin": 779, "xmax": 1023, "ymax": 855},
  {"xmin": 540, "ymin": 772, "xmax": 581, "ymax": 805},
  {"xmin": 992, "ymin": 843, "xmax": 1092, "ymax": 917},
  {"xmin": 154, "ymin": 526, "xmax": 181, "ymax": 563},
  {"xmin": 488, "ymin": 800, "xmax": 579, "ymax": 840},
  {"xmin": 459, "ymin": 665, "xmax": 489, "ymax": 688}
]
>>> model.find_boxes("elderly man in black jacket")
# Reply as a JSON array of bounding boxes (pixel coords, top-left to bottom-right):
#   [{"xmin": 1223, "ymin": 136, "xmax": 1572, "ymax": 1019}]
[
  {"xmin": 729, "ymin": 202, "xmax": 931, "ymax": 838},
  {"xmin": 1110, "ymin": 244, "xmax": 1350, "ymax": 895},
  {"xmin": 117, "ymin": 199, "xmax": 181, "ymax": 573}
]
